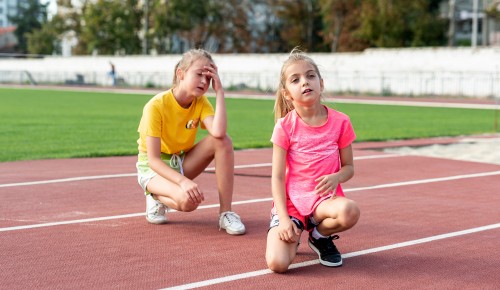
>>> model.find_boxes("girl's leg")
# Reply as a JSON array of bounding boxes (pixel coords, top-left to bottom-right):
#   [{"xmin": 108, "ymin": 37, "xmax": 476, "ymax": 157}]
[
  {"xmin": 182, "ymin": 134, "xmax": 234, "ymax": 213},
  {"xmin": 146, "ymin": 176, "xmax": 199, "ymax": 212},
  {"xmin": 147, "ymin": 134, "xmax": 244, "ymax": 234},
  {"xmin": 312, "ymin": 197, "xmax": 360, "ymax": 236},
  {"xmin": 266, "ymin": 227, "xmax": 302, "ymax": 273},
  {"xmin": 307, "ymin": 197, "xmax": 359, "ymax": 267},
  {"xmin": 183, "ymin": 134, "xmax": 244, "ymax": 234},
  {"xmin": 147, "ymin": 134, "xmax": 232, "ymax": 212}
]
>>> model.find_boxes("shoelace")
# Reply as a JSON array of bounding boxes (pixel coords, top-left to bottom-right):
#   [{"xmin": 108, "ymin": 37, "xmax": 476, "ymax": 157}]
[
  {"xmin": 149, "ymin": 198, "xmax": 165, "ymax": 215},
  {"xmin": 323, "ymin": 235, "xmax": 340, "ymax": 252},
  {"xmin": 169, "ymin": 153, "xmax": 185, "ymax": 176},
  {"xmin": 220, "ymin": 211, "xmax": 241, "ymax": 229},
  {"xmin": 154, "ymin": 203, "xmax": 165, "ymax": 215},
  {"xmin": 225, "ymin": 212, "xmax": 241, "ymax": 223}
]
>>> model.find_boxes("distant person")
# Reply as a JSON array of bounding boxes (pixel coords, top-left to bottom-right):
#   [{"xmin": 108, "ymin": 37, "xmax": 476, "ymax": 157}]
[
  {"xmin": 109, "ymin": 61, "xmax": 116, "ymax": 86},
  {"xmin": 135, "ymin": 49, "xmax": 245, "ymax": 235},
  {"xmin": 265, "ymin": 48, "xmax": 360, "ymax": 272}
]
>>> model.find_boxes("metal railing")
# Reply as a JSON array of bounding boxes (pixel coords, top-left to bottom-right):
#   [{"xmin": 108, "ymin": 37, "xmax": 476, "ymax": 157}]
[{"xmin": 1, "ymin": 70, "xmax": 499, "ymax": 98}]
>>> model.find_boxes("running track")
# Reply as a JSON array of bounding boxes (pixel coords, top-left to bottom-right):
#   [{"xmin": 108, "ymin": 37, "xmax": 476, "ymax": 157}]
[{"xmin": 1, "ymin": 137, "xmax": 499, "ymax": 289}]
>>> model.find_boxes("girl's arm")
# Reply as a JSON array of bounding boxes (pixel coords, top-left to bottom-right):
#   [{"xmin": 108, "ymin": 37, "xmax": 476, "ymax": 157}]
[
  {"xmin": 272, "ymin": 144, "xmax": 301, "ymax": 242},
  {"xmin": 315, "ymin": 144, "xmax": 354, "ymax": 196},
  {"xmin": 338, "ymin": 144, "xmax": 355, "ymax": 183},
  {"xmin": 146, "ymin": 136, "xmax": 203, "ymax": 203},
  {"xmin": 202, "ymin": 63, "xmax": 226, "ymax": 138}
]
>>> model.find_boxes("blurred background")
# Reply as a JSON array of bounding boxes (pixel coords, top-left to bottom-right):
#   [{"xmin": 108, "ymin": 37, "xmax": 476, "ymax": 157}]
[{"xmin": 1, "ymin": 0, "xmax": 500, "ymax": 98}]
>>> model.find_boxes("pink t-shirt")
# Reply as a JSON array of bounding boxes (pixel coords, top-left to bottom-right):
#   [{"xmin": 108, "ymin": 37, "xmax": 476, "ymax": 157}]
[{"xmin": 271, "ymin": 106, "xmax": 356, "ymax": 216}]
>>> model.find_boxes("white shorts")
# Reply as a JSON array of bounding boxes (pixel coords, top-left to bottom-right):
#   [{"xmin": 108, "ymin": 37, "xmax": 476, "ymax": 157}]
[{"xmin": 135, "ymin": 152, "xmax": 184, "ymax": 195}]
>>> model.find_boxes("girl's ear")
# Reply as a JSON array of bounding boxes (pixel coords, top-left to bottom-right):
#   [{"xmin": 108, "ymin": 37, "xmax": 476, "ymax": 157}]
[
  {"xmin": 176, "ymin": 67, "xmax": 184, "ymax": 81},
  {"xmin": 320, "ymin": 78, "xmax": 324, "ymax": 92},
  {"xmin": 282, "ymin": 88, "xmax": 293, "ymax": 101}
]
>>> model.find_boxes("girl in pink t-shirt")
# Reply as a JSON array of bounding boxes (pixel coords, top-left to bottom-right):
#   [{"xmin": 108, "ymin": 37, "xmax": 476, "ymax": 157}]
[{"xmin": 266, "ymin": 49, "xmax": 360, "ymax": 272}]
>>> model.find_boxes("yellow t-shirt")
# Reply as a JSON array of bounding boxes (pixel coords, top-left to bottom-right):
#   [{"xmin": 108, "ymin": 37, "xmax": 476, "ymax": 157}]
[{"xmin": 137, "ymin": 89, "xmax": 215, "ymax": 154}]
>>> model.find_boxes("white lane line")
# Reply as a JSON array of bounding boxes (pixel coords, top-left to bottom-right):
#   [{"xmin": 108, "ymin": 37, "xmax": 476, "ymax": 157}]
[
  {"xmin": 205, "ymin": 163, "xmax": 271, "ymax": 171},
  {"xmin": 0, "ymin": 213, "xmax": 144, "ymax": 232},
  {"xmin": 1, "ymin": 170, "xmax": 498, "ymax": 233},
  {"xmin": 0, "ymin": 154, "xmax": 404, "ymax": 188},
  {"xmin": 347, "ymin": 170, "xmax": 500, "ymax": 192},
  {"xmin": 161, "ymin": 223, "xmax": 500, "ymax": 290},
  {"xmin": 352, "ymin": 153, "xmax": 403, "ymax": 160},
  {"xmin": 0, "ymin": 198, "xmax": 273, "ymax": 232},
  {"xmin": 0, "ymin": 173, "xmax": 137, "ymax": 188}
]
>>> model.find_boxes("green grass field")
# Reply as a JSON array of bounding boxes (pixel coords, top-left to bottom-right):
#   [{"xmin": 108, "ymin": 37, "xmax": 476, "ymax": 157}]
[{"xmin": 0, "ymin": 87, "xmax": 497, "ymax": 162}]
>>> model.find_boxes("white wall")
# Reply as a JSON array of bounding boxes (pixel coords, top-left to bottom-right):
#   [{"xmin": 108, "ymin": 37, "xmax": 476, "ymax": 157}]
[{"xmin": 1, "ymin": 47, "xmax": 500, "ymax": 97}]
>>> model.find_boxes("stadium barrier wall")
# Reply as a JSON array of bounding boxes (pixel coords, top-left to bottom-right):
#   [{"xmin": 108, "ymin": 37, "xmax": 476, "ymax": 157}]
[{"xmin": 1, "ymin": 47, "xmax": 499, "ymax": 98}]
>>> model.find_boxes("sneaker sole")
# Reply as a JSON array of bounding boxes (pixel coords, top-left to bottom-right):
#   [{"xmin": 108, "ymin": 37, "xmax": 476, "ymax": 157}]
[
  {"xmin": 146, "ymin": 215, "xmax": 168, "ymax": 224},
  {"xmin": 308, "ymin": 240, "xmax": 343, "ymax": 267},
  {"xmin": 224, "ymin": 228, "xmax": 246, "ymax": 235}
]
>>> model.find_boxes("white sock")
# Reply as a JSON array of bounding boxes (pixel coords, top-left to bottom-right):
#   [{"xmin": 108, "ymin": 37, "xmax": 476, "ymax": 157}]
[{"xmin": 311, "ymin": 227, "xmax": 328, "ymax": 240}]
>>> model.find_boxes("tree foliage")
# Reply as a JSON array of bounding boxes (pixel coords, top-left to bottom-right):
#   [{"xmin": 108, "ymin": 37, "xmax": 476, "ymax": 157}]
[
  {"xmin": 8, "ymin": 0, "xmax": 49, "ymax": 53},
  {"xmin": 148, "ymin": 0, "xmax": 255, "ymax": 53},
  {"xmin": 356, "ymin": 0, "xmax": 446, "ymax": 48},
  {"xmin": 79, "ymin": 0, "xmax": 143, "ymax": 55},
  {"xmin": 21, "ymin": 0, "xmax": 452, "ymax": 55},
  {"xmin": 272, "ymin": 0, "xmax": 325, "ymax": 52},
  {"xmin": 485, "ymin": 1, "xmax": 500, "ymax": 20},
  {"xmin": 25, "ymin": 15, "xmax": 64, "ymax": 55},
  {"xmin": 318, "ymin": 0, "xmax": 368, "ymax": 52}
]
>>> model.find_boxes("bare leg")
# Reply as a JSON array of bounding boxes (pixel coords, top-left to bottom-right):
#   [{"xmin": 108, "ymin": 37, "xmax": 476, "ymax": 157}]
[
  {"xmin": 146, "ymin": 134, "xmax": 234, "ymax": 213},
  {"xmin": 266, "ymin": 227, "xmax": 302, "ymax": 273},
  {"xmin": 312, "ymin": 197, "xmax": 360, "ymax": 236},
  {"xmin": 146, "ymin": 134, "xmax": 244, "ymax": 233},
  {"xmin": 182, "ymin": 134, "xmax": 234, "ymax": 213},
  {"xmin": 146, "ymin": 177, "xmax": 199, "ymax": 212}
]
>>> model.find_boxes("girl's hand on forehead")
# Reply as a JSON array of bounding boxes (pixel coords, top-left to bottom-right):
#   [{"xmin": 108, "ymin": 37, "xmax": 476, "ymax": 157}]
[{"xmin": 203, "ymin": 64, "xmax": 223, "ymax": 92}]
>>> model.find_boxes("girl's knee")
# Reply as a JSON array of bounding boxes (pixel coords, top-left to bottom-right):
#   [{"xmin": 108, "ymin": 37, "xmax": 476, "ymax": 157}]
[
  {"xmin": 266, "ymin": 257, "xmax": 290, "ymax": 273},
  {"xmin": 340, "ymin": 200, "xmax": 360, "ymax": 227},
  {"xmin": 205, "ymin": 134, "xmax": 233, "ymax": 154},
  {"xmin": 177, "ymin": 197, "xmax": 199, "ymax": 212}
]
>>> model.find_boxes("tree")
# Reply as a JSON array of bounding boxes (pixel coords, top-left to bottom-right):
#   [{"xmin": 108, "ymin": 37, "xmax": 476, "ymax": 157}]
[
  {"xmin": 485, "ymin": 1, "xmax": 500, "ymax": 19},
  {"xmin": 356, "ymin": 0, "xmax": 446, "ymax": 48},
  {"xmin": 211, "ymin": 0, "xmax": 253, "ymax": 53},
  {"xmin": 318, "ymin": 0, "xmax": 367, "ymax": 52},
  {"xmin": 148, "ymin": 0, "xmax": 214, "ymax": 53},
  {"xmin": 79, "ymin": 0, "xmax": 143, "ymax": 55},
  {"xmin": 8, "ymin": 0, "xmax": 49, "ymax": 54},
  {"xmin": 268, "ymin": 0, "xmax": 327, "ymax": 52},
  {"xmin": 26, "ymin": 15, "xmax": 65, "ymax": 55},
  {"xmin": 52, "ymin": 0, "xmax": 82, "ymax": 55},
  {"xmin": 148, "ymin": 0, "xmax": 256, "ymax": 54},
  {"xmin": 18, "ymin": 0, "xmax": 456, "ymax": 56}
]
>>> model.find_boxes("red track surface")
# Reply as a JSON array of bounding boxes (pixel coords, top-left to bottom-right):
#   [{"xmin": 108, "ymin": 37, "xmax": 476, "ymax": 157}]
[{"xmin": 1, "ymin": 139, "xmax": 499, "ymax": 289}]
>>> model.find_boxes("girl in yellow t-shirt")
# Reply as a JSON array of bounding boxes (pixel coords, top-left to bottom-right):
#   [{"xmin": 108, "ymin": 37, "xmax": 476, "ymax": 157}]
[{"xmin": 136, "ymin": 49, "xmax": 245, "ymax": 235}]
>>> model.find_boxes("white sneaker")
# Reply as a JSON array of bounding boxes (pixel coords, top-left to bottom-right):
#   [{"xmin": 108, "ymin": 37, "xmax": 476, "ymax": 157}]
[
  {"xmin": 219, "ymin": 211, "xmax": 246, "ymax": 235},
  {"xmin": 146, "ymin": 194, "xmax": 168, "ymax": 224}
]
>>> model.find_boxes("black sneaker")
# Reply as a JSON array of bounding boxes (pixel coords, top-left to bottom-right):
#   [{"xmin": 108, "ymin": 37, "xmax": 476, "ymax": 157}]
[{"xmin": 308, "ymin": 233, "xmax": 343, "ymax": 267}]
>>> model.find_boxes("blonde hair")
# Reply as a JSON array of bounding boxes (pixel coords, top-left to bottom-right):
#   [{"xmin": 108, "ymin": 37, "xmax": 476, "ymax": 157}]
[
  {"xmin": 172, "ymin": 48, "xmax": 214, "ymax": 87},
  {"xmin": 273, "ymin": 48, "xmax": 323, "ymax": 123}
]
